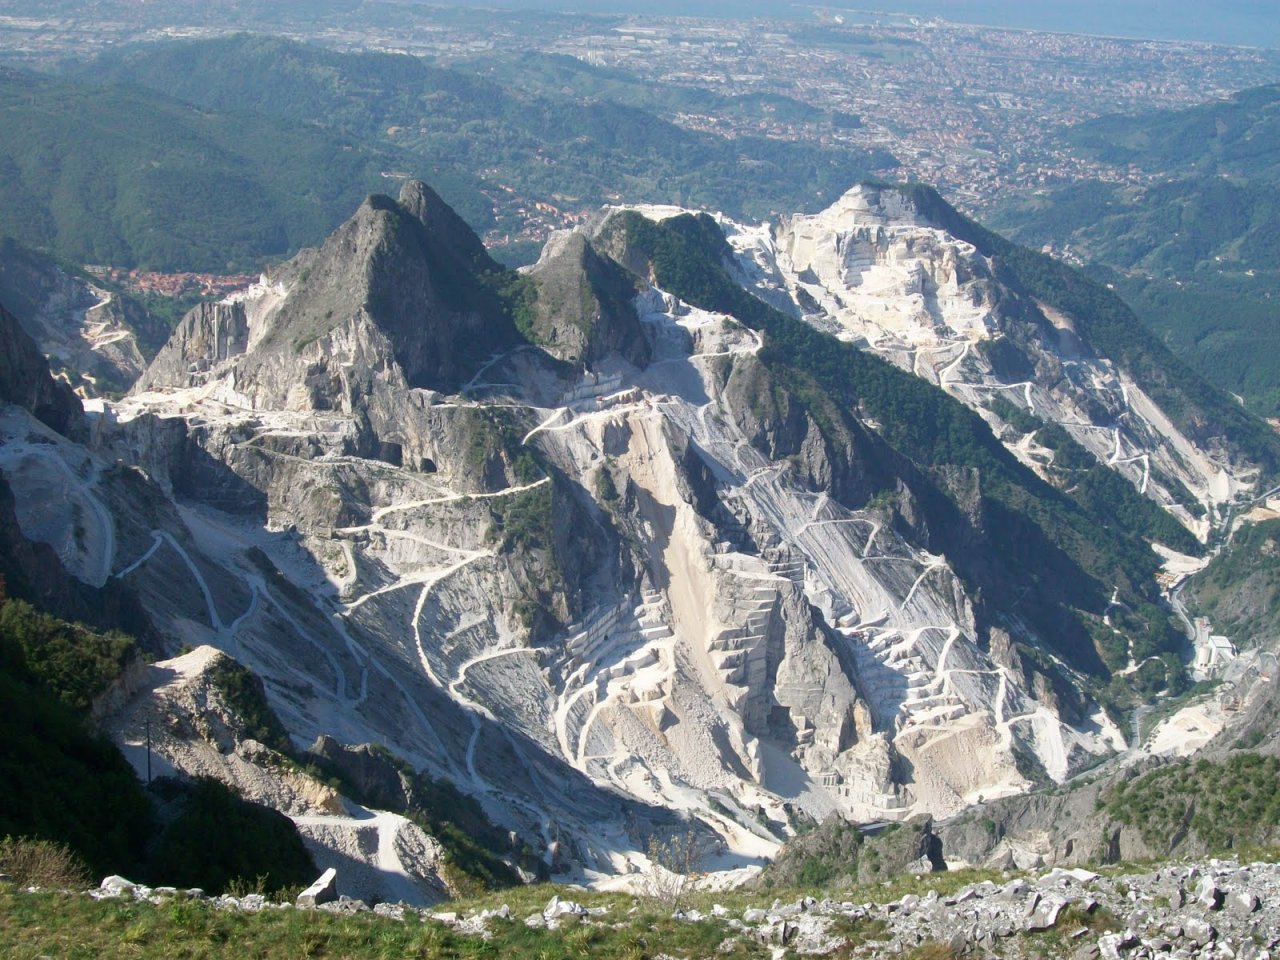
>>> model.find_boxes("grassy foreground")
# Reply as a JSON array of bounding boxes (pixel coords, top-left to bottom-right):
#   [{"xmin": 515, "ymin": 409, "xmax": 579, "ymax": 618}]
[
  {"xmin": 0, "ymin": 884, "xmax": 750, "ymax": 960},
  {"xmin": 0, "ymin": 872, "xmax": 1022, "ymax": 960}
]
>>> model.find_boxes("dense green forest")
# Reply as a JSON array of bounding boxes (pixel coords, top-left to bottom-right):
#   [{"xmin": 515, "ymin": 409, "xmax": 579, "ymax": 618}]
[
  {"xmin": 0, "ymin": 598, "xmax": 139, "ymax": 714},
  {"xmin": 2, "ymin": 34, "xmax": 895, "ymax": 273},
  {"xmin": 1103, "ymin": 752, "xmax": 1280, "ymax": 853},
  {"xmin": 0, "ymin": 66, "xmax": 403, "ymax": 272},
  {"xmin": 1105, "ymin": 270, "xmax": 1280, "ymax": 419},
  {"xmin": 1064, "ymin": 84, "xmax": 1280, "ymax": 180},
  {"xmin": 993, "ymin": 178, "xmax": 1280, "ymax": 278}
]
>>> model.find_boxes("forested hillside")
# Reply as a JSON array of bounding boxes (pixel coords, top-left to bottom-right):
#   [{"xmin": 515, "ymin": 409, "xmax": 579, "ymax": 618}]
[
  {"xmin": 0, "ymin": 66, "xmax": 397, "ymax": 271},
  {"xmin": 80, "ymin": 35, "xmax": 896, "ymax": 252},
  {"xmin": 991, "ymin": 84, "xmax": 1280, "ymax": 417}
]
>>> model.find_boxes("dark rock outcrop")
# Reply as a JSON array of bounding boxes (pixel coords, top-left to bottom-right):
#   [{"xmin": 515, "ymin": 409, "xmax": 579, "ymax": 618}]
[
  {"xmin": 0, "ymin": 302, "xmax": 81, "ymax": 434},
  {"xmin": 305, "ymin": 735, "xmax": 414, "ymax": 813},
  {"xmin": 254, "ymin": 180, "xmax": 518, "ymax": 395},
  {"xmin": 141, "ymin": 180, "xmax": 522, "ymax": 406},
  {"xmin": 757, "ymin": 814, "xmax": 945, "ymax": 889},
  {"xmin": 523, "ymin": 232, "xmax": 649, "ymax": 370}
]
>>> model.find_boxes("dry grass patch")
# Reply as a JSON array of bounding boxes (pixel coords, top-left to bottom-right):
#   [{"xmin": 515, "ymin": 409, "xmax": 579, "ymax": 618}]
[{"xmin": 0, "ymin": 836, "xmax": 90, "ymax": 889}]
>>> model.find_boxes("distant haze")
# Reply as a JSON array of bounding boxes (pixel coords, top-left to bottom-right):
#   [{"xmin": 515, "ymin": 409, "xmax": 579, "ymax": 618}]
[{"xmin": 430, "ymin": 1, "xmax": 1280, "ymax": 49}]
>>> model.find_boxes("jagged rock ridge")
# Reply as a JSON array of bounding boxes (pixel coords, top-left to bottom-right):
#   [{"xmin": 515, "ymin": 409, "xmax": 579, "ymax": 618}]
[
  {"xmin": 2, "ymin": 180, "xmax": 1271, "ymax": 892},
  {"xmin": 722, "ymin": 183, "xmax": 1256, "ymax": 534}
]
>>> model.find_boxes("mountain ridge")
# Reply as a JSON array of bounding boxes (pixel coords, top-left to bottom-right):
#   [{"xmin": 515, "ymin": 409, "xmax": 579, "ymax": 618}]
[{"xmin": 3, "ymin": 177, "xmax": 1273, "ymax": 893}]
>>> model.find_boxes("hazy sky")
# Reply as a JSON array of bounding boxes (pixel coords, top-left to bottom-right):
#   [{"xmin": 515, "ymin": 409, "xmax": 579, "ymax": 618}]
[{"xmin": 430, "ymin": 1, "xmax": 1280, "ymax": 49}]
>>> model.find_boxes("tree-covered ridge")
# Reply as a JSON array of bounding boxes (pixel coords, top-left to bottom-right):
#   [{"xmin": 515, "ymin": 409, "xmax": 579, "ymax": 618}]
[
  {"xmin": 1064, "ymin": 84, "xmax": 1280, "ymax": 180},
  {"xmin": 992, "ymin": 177, "xmax": 1280, "ymax": 278},
  {"xmin": 988, "ymin": 409, "xmax": 1203, "ymax": 555},
  {"xmin": 1104, "ymin": 270, "xmax": 1280, "ymax": 420},
  {"xmin": 207, "ymin": 656, "xmax": 294, "ymax": 756},
  {"xmin": 1103, "ymin": 753, "xmax": 1280, "ymax": 854},
  {"xmin": 0, "ymin": 65, "xmax": 397, "ymax": 272},
  {"xmin": 0, "ymin": 598, "xmax": 139, "ymax": 714},
  {"xmin": 0, "ymin": 599, "xmax": 152, "ymax": 877},
  {"xmin": 614, "ymin": 209, "xmax": 1189, "ymax": 686}
]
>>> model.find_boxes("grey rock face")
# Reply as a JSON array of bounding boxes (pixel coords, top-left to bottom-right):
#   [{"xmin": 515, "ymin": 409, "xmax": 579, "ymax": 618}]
[
  {"xmin": 0, "ymin": 304, "xmax": 82, "ymax": 435},
  {"xmin": 97, "ymin": 875, "xmax": 138, "ymax": 898},
  {"xmin": 760, "ymin": 815, "xmax": 944, "ymax": 889},
  {"xmin": 523, "ymin": 231, "xmax": 649, "ymax": 370},
  {"xmin": 136, "ymin": 301, "xmax": 249, "ymax": 392},
  {"xmin": 303, "ymin": 736, "xmax": 413, "ymax": 812},
  {"xmin": 137, "ymin": 179, "xmax": 519, "ymax": 410},
  {"xmin": 1183, "ymin": 917, "xmax": 1216, "ymax": 947}
]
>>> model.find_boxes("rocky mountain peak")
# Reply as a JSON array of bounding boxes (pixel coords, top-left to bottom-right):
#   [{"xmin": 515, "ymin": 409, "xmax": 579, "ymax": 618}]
[
  {"xmin": 74, "ymin": 180, "xmax": 1272, "ymax": 890},
  {"xmin": 137, "ymin": 180, "xmax": 520, "ymax": 408},
  {"xmin": 522, "ymin": 230, "xmax": 650, "ymax": 370},
  {"xmin": 805, "ymin": 182, "xmax": 943, "ymax": 233},
  {"xmin": 396, "ymin": 179, "xmax": 493, "ymax": 271}
]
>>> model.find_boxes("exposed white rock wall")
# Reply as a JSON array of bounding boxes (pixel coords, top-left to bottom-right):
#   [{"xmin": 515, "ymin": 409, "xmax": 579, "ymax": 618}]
[
  {"xmin": 3, "ymin": 251, "xmax": 1127, "ymax": 885},
  {"xmin": 722, "ymin": 184, "xmax": 1254, "ymax": 534},
  {"xmin": 15, "ymin": 186, "xmax": 1243, "ymax": 885}
]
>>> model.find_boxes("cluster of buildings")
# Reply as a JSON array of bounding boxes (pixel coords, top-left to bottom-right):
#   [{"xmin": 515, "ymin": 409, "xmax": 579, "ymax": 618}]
[{"xmin": 85, "ymin": 266, "xmax": 256, "ymax": 301}]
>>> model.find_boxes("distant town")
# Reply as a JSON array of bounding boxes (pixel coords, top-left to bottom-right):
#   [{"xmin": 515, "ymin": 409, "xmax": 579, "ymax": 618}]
[
  {"xmin": 543, "ymin": 13, "xmax": 1280, "ymax": 214},
  {"xmin": 85, "ymin": 266, "xmax": 257, "ymax": 301}
]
